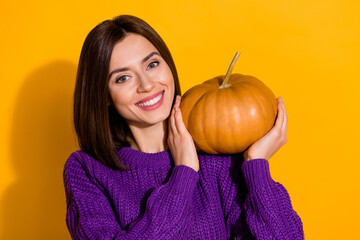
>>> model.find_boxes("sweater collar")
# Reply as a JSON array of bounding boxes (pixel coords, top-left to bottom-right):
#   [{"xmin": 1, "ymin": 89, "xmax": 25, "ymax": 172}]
[{"xmin": 118, "ymin": 147, "xmax": 173, "ymax": 168}]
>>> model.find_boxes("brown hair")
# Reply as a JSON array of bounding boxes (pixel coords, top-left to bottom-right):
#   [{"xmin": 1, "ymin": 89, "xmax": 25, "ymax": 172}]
[{"xmin": 74, "ymin": 15, "xmax": 181, "ymax": 169}]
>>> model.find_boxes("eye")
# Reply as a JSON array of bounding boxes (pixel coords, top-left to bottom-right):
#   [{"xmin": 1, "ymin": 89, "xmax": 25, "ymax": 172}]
[
  {"xmin": 115, "ymin": 75, "xmax": 130, "ymax": 83},
  {"xmin": 147, "ymin": 61, "xmax": 159, "ymax": 69}
]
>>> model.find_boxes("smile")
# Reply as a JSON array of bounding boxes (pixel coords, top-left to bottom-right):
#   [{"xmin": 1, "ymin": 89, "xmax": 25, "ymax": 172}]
[{"xmin": 135, "ymin": 90, "xmax": 165, "ymax": 110}]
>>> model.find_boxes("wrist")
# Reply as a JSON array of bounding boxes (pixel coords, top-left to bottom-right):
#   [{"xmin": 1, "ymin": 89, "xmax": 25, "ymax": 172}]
[
  {"xmin": 244, "ymin": 156, "xmax": 269, "ymax": 162},
  {"xmin": 243, "ymin": 151, "xmax": 253, "ymax": 161},
  {"xmin": 243, "ymin": 152, "xmax": 267, "ymax": 162}
]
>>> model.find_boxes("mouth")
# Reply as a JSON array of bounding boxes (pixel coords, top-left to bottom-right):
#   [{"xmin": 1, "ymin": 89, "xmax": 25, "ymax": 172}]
[{"xmin": 135, "ymin": 90, "xmax": 165, "ymax": 110}]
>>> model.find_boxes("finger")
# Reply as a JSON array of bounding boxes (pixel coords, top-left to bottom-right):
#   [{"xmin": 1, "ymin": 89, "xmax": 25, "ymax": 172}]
[
  {"xmin": 174, "ymin": 95, "xmax": 181, "ymax": 111},
  {"xmin": 173, "ymin": 96, "xmax": 188, "ymax": 134},
  {"xmin": 174, "ymin": 106, "xmax": 188, "ymax": 134},
  {"xmin": 280, "ymin": 98, "xmax": 288, "ymax": 134},
  {"xmin": 171, "ymin": 95, "xmax": 181, "ymax": 132},
  {"xmin": 169, "ymin": 104, "xmax": 178, "ymax": 135},
  {"xmin": 274, "ymin": 97, "xmax": 284, "ymax": 130}
]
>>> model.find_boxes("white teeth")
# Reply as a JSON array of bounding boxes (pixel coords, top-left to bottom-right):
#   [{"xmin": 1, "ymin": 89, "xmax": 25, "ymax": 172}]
[{"xmin": 136, "ymin": 92, "xmax": 163, "ymax": 107}]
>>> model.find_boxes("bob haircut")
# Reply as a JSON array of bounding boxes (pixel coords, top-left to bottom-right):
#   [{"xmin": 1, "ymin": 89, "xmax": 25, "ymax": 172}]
[{"xmin": 74, "ymin": 15, "xmax": 181, "ymax": 170}]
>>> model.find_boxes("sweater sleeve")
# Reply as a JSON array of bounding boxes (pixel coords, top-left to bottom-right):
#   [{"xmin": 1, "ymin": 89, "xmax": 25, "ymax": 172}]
[
  {"xmin": 218, "ymin": 157, "xmax": 304, "ymax": 239},
  {"xmin": 63, "ymin": 152, "xmax": 199, "ymax": 240}
]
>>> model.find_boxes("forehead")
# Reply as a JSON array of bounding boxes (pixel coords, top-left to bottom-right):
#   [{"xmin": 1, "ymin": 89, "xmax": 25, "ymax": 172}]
[{"xmin": 109, "ymin": 33, "xmax": 158, "ymax": 69}]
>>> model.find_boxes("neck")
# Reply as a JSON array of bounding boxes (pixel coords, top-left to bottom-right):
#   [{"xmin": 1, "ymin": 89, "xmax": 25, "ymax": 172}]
[{"xmin": 127, "ymin": 120, "xmax": 168, "ymax": 153}]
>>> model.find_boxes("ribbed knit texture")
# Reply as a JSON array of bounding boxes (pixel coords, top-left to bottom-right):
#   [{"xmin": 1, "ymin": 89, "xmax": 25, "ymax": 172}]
[{"xmin": 63, "ymin": 148, "xmax": 304, "ymax": 239}]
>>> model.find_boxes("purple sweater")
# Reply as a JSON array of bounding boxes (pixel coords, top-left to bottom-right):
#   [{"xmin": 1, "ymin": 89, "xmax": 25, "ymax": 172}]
[{"xmin": 63, "ymin": 147, "xmax": 304, "ymax": 239}]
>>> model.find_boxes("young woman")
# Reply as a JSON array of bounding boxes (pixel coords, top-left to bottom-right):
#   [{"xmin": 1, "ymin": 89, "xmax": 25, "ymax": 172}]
[{"xmin": 64, "ymin": 15, "xmax": 304, "ymax": 239}]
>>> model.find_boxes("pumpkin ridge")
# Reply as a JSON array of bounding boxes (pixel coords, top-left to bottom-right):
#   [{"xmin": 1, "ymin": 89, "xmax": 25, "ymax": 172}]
[
  {"xmin": 228, "ymin": 88, "xmax": 243, "ymax": 153},
  {"xmin": 188, "ymin": 93, "xmax": 218, "ymax": 154}
]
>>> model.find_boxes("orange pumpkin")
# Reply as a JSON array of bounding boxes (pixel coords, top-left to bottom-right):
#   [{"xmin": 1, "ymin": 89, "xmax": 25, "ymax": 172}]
[{"xmin": 180, "ymin": 53, "xmax": 277, "ymax": 154}]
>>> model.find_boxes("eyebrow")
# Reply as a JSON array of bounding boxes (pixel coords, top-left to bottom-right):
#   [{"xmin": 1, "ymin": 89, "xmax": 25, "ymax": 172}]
[{"xmin": 108, "ymin": 51, "xmax": 160, "ymax": 79}]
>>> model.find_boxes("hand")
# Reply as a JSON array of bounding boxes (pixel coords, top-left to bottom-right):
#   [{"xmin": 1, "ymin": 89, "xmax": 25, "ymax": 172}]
[
  {"xmin": 243, "ymin": 97, "xmax": 288, "ymax": 161},
  {"xmin": 167, "ymin": 95, "xmax": 200, "ymax": 172}
]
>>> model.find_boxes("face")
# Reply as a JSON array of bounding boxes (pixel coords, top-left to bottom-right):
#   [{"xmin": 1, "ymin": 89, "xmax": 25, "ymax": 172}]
[{"xmin": 108, "ymin": 33, "xmax": 175, "ymax": 128}]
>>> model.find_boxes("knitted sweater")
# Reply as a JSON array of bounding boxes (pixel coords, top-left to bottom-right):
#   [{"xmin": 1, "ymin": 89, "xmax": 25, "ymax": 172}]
[{"xmin": 63, "ymin": 147, "xmax": 304, "ymax": 239}]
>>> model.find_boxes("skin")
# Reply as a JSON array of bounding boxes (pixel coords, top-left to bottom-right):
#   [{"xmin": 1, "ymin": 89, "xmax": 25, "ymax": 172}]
[
  {"xmin": 108, "ymin": 33, "xmax": 288, "ymax": 172},
  {"xmin": 108, "ymin": 33, "xmax": 174, "ymax": 153},
  {"xmin": 243, "ymin": 97, "xmax": 288, "ymax": 161}
]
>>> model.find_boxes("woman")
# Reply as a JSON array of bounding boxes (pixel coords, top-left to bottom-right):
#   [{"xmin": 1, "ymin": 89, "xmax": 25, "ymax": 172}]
[{"xmin": 64, "ymin": 15, "xmax": 304, "ymax": 239}]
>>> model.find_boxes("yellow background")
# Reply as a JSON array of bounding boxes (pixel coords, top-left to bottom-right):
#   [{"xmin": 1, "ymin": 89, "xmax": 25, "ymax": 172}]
[{"xmin": 1, "ymin": 0, "xmax": 359, "ymax": 239}]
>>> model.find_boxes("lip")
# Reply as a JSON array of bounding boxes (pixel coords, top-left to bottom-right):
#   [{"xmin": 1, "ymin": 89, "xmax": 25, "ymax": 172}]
[
  {"xmin": 136, "ymin": 90, "xmax": 164, "ymax": 104},
  {"xmin": 135, "ymin": 90, "xmax": 165, "ymax": 111}
]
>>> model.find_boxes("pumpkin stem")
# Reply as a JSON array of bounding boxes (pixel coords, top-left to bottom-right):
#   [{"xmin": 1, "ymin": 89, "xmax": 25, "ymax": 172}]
[{"xmin": 219, "ymin": 52, "xmax": 241, "ymax": 89}]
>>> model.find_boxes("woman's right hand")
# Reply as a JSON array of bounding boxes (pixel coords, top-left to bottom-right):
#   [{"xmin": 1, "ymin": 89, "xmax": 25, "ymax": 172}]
[{"xmin": 167, "ymin": 95, "xmax": 199, "ymax": 172}]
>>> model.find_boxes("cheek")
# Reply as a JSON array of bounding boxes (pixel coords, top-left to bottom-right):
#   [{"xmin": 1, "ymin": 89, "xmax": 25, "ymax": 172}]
[
  {"xmin": 164, "ymin": 69, "xmax": 175, "ymax": 97},
  {"xmin": 164, "ymin": 78, "xmax": 175, "ymax": 106},
  {"xmin": 109, "ymin": 89, "xmax": 132, "ymax": 114}
]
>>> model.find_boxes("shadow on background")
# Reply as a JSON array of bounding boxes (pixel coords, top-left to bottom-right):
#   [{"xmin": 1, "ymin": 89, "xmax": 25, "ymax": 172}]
[{"xmin": 1, "ymin": 61, "xmax": 77, "ymax": 239}]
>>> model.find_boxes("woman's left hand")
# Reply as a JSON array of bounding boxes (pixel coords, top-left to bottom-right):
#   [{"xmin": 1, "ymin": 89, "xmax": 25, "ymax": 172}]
[
  {"xmin": 167, "ymin": 95, "xmax": 200, "ymax": 172},
  {"xmin": 243, "ymin": 97, "xmax": 288, "ymax": 161}
]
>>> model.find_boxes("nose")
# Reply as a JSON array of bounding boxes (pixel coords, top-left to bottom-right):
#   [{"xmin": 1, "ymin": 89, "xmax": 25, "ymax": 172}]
[{"xmin": 136, "ymin": 73, "xmax": 155, "ymax": 93}]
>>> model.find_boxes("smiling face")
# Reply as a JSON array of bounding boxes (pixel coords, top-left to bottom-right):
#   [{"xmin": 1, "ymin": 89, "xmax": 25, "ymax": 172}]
[{"xmin": 108, "ymin": 33, "xmax": 175, "ymax": 128}]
